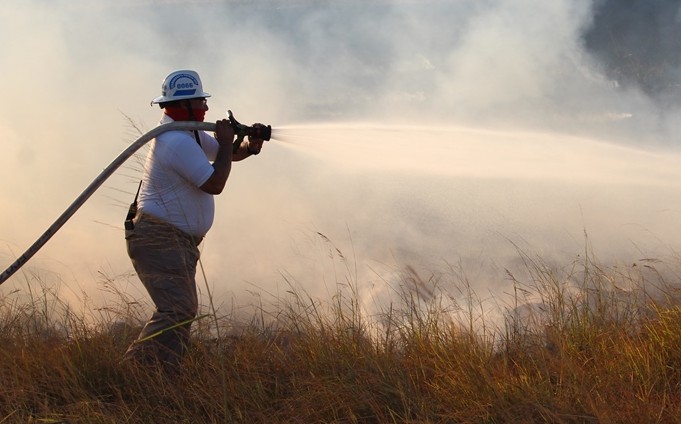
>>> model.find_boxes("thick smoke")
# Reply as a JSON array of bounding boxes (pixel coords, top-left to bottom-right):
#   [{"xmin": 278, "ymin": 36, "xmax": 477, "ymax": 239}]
[
  {"xmin": 585, "ymin": 0, "xmax": 681, "ymax": 107},
  {"xmin": 1, "ymin": 0, "xmax": 681, "ymax": 319}
]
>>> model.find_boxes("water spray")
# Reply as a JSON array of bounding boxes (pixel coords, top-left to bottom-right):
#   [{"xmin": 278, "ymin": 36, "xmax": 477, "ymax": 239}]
[{"xmin": 0, "ymin": 113, "xmax": 273, "ymax": 286}]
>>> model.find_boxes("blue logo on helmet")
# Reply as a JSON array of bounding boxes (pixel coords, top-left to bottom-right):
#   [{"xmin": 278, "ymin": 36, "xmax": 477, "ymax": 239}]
[
  {"xmin": 169, "ymin": 73, "xmax": 200, "ymax": 97},
  {"xmin": 174, "ymin": 89, "xmax": 197, "ymax": 96}
]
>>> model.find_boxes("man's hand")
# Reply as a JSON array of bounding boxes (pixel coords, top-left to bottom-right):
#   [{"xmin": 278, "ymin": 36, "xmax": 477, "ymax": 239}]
[
  {"xmin": 215, "ymin": 119, "xmax": 235, "ymax": 147},
  {"xmin": 247, "ymin": 123, "xmax": 266, "ymax": 155}
]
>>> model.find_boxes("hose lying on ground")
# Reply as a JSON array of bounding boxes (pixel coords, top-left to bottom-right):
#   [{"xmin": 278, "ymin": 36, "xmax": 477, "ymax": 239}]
[{"xmin": 0, "ymin": 121, "xmax": 217, "ymax": 285}]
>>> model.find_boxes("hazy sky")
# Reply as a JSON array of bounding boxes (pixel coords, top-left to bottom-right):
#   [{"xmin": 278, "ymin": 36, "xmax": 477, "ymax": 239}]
[{"xmin": 2, "ymin": 0, "xmax": 681, "ymax": 319}]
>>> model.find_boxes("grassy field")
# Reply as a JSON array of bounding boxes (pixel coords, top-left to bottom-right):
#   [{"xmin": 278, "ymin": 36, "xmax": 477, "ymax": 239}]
[{"xmin": 2, "ymin": 247, "xmax": 681, "ymax": 423}]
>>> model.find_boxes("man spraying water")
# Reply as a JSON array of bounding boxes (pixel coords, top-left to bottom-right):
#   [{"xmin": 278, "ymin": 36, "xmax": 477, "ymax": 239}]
[{"xmin": 123, "ymin": 70, "xmax": 267, "ymax": 373}]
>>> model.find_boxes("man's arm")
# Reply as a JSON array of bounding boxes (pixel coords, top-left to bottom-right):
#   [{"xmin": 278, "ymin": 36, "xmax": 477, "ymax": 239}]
[
  {"xmin": 232, "ymin": 139, "xmax": 263, "ymax": 161},
  {"xmin": 232, "ymin": 123, "xmax": 267, "ymax": 161},
  {"xmin": 200, "ymin": 119, "xmax": 235, "ymax": 195}
]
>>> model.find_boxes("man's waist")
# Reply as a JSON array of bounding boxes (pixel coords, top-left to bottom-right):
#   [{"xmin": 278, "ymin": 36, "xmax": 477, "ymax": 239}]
[{"xmin": 135, "ymin": 212, "xmax": 204, "ymax": 245}]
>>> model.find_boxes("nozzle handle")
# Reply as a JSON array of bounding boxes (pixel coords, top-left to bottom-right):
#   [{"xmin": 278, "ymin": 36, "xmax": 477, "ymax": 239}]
[{"xmin": 227, "ymin": 110, "xmax": 272, "ymax": 153}]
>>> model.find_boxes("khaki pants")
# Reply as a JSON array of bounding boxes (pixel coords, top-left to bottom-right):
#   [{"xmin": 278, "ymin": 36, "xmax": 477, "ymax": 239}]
[{"xmin": 123, "ymin": 213, "xmax": 203, "ymax": 371}]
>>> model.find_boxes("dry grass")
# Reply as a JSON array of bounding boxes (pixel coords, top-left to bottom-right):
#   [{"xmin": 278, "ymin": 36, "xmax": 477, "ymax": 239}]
[{"xmin": 3, "ymin": 246, "xmax": 681, "ymax": 423}]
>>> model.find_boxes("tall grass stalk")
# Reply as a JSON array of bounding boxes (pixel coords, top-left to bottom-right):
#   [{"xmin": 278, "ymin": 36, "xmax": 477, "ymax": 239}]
[{"xmin": 2, "ymin": 246, "xmax": 681, "ymax": 422}]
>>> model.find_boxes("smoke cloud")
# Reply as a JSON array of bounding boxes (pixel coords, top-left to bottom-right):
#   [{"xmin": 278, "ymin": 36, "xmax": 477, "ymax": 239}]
[{"xmin": 2, "ymin": 0, "xmax": 681, "ymax": 318}]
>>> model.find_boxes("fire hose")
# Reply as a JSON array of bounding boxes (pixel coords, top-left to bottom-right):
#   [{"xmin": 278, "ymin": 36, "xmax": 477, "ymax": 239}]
[{"xmin": 0, "ymin": 113, "xmax": 271, "ymax": 285}]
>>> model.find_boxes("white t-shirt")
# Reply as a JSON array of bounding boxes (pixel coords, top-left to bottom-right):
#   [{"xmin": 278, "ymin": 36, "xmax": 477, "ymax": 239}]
[{"xmin": 138, "ymin": 114, "xmax": 220, "ymax": 237}]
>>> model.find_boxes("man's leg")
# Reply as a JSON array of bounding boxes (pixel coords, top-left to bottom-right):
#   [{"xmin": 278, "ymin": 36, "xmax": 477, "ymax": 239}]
[{"xmin": 124, "ymin": 218, "xmax": 200, "ymax": 370}]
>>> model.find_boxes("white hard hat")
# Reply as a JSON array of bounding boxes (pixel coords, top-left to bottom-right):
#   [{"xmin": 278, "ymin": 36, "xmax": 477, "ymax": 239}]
[{"xmin": 151, "ymin": 69, "xmax": 211, "ymax": 104}]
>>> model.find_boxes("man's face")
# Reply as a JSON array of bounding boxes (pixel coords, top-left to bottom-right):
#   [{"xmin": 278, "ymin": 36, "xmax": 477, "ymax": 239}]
[{"xmin": 187, "ymin": 98, "xmax": 208, "ymax": 111}]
